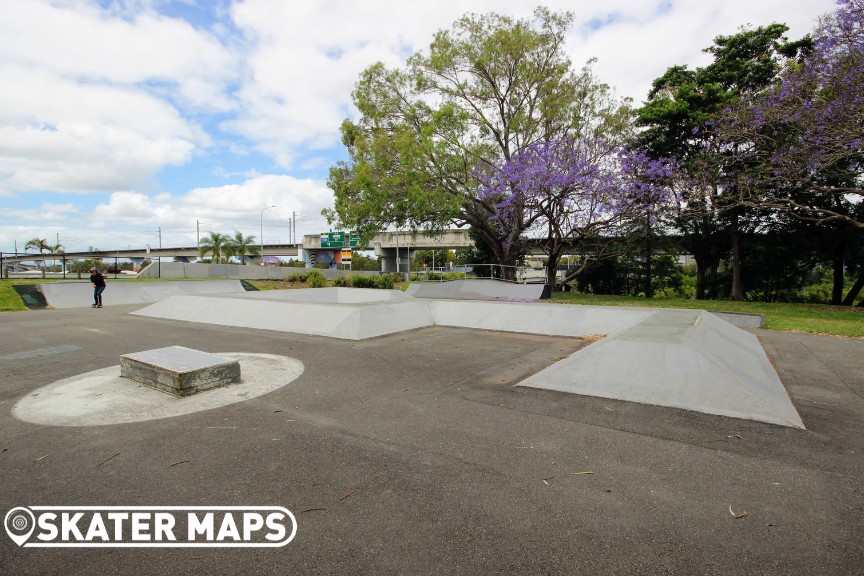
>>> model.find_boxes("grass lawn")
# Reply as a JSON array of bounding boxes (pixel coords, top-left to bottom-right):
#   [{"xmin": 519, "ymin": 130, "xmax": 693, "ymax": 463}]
[
  {"xmin": 2, "ymin": 278, "xmax": 861, "ymax": 338},
  {"xmin": 550, "ymin": 292, "xmax": 864, "ymax": 338}
]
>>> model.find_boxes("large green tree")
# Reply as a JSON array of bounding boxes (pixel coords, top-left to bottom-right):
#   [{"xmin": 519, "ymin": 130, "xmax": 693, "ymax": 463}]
[
  {"xmin": 636, "ymin": 24, "xmax": 808, "ymax": 300},
  {"xmin": 326, "ymin": 8, "xmax": 629, "ymax": 279}
]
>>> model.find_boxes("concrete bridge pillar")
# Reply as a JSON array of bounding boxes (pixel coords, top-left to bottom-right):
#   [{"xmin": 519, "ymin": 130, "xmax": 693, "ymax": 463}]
[{"xmin": 375, "ymin": 247, "xmax": 413, "ymax": 274}]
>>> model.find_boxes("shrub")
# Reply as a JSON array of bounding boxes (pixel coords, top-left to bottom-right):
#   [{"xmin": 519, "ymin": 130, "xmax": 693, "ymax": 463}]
[
  {"xmin": 348, "ymin": 274, "xmax": 376, "ymax": 288},
  {"xmin": 306, "ymin": 270, "xmax": 327, "ymax": 288},
  {"xmin": 375, "ymin": 275, "xmax": 395, "ymax": 289},
  {"xmin": 333, "ymin": 275, "xmax": 351, "ymax": 287},
  {"xmin": 287, "ymin": 272, "xmax": 308, "ymax": 283}
]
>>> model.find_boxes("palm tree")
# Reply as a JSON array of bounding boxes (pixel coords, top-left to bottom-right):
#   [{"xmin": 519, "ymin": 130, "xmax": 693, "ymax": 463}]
[
  {"xmin": 25, "ymin": 238, "xmax": 50, "ymax": 277},
  {"xmin": 199, "ymin": 232, "xmax": 231, "ymax": 263},
  {"xmin": 225, "ymin": 231, "xmax": 260, "ymax": 265},
  {"xmin": 48, "ymin": 241, "xmax": 64, "ymax": 273}
]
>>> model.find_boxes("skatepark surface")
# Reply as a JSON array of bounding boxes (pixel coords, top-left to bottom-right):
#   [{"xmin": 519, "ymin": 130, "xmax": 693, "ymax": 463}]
[
  {"xmin": 129, "ymin": 287, "xmax": 801, "ymax": 427},
  {"xmin": 1, "ymin": 282, "xmax": 862, "ymax": 574}
]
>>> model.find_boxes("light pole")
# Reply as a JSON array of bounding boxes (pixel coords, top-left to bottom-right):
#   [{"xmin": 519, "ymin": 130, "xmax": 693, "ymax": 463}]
[{"xmin": 260, "ymin": 205, "xmax": 275, "ymax": 265}]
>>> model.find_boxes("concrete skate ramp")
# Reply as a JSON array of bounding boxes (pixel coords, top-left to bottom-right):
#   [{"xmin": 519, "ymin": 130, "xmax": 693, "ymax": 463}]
[
  {"xmin": 520, "ymin": 309, "xmax": 804, "ymax": 428},
  {"xmin": 132, "ymin": 288, "xmax": 435, "ymax": 340},
  {"xmin": 430, "ymin": 300, "xmax": 654, "ymax": 337},
  {"xmin": 39, "ymin": 280, "xmax": 246, "ymax": 308},
  {"xmin": 131, "ymin": 288, "xmax": 804, "ymax": 427},
  {"xmin": 405, "ymin": 279, "xmax": 546, "ymax": 301}
]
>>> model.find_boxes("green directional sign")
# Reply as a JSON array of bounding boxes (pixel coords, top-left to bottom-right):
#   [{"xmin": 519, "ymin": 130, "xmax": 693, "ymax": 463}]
[
  {"xmin": 321, "ymin": 231, "xmax": 362, "ymax": 248},
  {"xmin": 320, "ymin": 231, "xmax": 346, "ymax": 248}
]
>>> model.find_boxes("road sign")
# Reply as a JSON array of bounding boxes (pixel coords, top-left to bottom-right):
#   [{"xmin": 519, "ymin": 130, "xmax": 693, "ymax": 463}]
[
  {"xmin": 320, "ymin": 231, "xmax": 363, "ymax": 248},
  {"xmin": 320, "ymin": 231, "xmax": 346, "ymax": 248},
  {"xmin": 342, "ymin": 249, "xmax": 352, "ymax": 263}
]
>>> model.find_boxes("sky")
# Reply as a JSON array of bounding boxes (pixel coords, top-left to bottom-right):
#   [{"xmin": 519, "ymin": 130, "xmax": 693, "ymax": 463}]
[{"xmin": 0, "ymin": 0, "xmax": 838, "ymax": 255}]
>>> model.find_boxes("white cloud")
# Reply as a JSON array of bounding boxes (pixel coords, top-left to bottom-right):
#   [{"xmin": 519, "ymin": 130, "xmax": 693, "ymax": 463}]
[
  {"xmin": 0, "ymin": 0, "xmax": 840, "ymax": 253},
  {"xmin": 0, "ymin": 0, "xmax": 238, "ymax": 111},
  {"xmin": 566, "ymin": 0, "xmax": 835, "ymax": 104},
  {"xmin": 224, "ymin": 0, "xmax": 835, "ymax": 168},
  {"xmin": 87, "ymin": 174, "xmax": 333, "ymax": 247},
  {"xmin": 0, "ymin": 0, "xmax": 236, "ymax": 196}
]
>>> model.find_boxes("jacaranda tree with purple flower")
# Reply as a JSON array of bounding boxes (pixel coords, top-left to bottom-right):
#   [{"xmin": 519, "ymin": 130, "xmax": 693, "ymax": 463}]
[
  {"xmin": 719, "ymin": 0, "xmax": 864, "ymax": 304},
  {"xmin": 722, "ymin": 0, "xmax": 863, "ymax": 229},
  {"xmin": 474, "ymin": 139, "xmax": 679, "ymax": 291},
  {"xmin": 325, "ymin": 8, "xmax": 631, "ymax": 280}
]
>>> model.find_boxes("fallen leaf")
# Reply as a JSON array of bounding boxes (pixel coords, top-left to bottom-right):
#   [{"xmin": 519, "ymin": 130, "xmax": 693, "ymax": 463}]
[
  {"xmin": 543, "ymin": 475, "xmax": 555, "ymax": 481},
  {"xmin": 339, "ymin": 490, "xmax": 355, "ymax": 501},
  {"xmin": 300, "ymin": 508, "xmax": 326, "ymax": 514},
  {"xmin": 170, "ymin": 460, "xmax": 192, "ymax": 467},
  {"xmin": 571, "ymin": 471, "xmax": 594, "ymax": 475},
  {"xmin": 729, "ymin": 505, "xmax": 748, "ymax": 519},
  {"xmin": 735, "ymin": 435, "xmax": 744, "ymax": 440},
  {"xmin": 34, "ymin": 454, "xmax": 47, "ymax": 461}
]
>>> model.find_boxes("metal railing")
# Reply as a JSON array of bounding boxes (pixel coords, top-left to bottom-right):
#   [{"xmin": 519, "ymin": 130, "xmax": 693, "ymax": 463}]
[{"xmin": 410, "ymin": 264, "xmax": 543, "ymax": 284}]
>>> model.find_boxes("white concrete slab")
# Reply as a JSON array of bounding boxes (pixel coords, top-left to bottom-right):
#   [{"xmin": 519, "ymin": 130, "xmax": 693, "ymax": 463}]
[
  {"xmin": 132, "ymin": 290, "xmax": 435, "ymax": 340},
  {"xmin": 13, "ymin": 353, "xmax": 303, "ymax": 426},
  {"xmin": 519, "ymin": 310, "xmax": 804, "ymax": 428},
  {"xmin": 39, "ymin": 280, "xmax": 246, "ymax": 308},
  {"xmin": 406, "ymin": 279, "xmax": 546, "ymax": 301},
  {"xmin": 430, "ymin": 300, "xmax": 653, "ymax": 337}
]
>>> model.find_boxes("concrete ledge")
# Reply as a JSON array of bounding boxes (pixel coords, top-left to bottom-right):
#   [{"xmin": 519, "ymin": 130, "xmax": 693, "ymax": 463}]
[
  {"xmin": 132, "ymin": 292, "xmax": 436, "ymax": 340},
  {"xmin": 120, "ymin": 346, "xmax": 241, "ymax": 397},
  {"xmin": 405, "ymin": 279, "xmax": 546, "ymax": 301},
  {"xmin": 708, "ymin": 311, "xmax": 766, "ymax": 328}
]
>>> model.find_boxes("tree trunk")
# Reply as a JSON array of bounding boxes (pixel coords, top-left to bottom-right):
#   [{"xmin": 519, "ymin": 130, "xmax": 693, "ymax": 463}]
[
  {"xmin": 545, "ymin": 246, "xmax": 563, "ymax": 291},
  {"xmin": 728, "ymin": 209, "xmax": 745, "ymax": 301},
  {"xmin": 831, "ymin": 255, "xmax": 845, "ymax": 306},
  {"xmin": 643, "ymin": 214, "xmax": 654, "ymax": 298},
  {"xmin": 694, "ymin": 258, "xmax": 708, "ymax": 300},
  {"xmin": 842, "ymin": 271, "xmax": 864, "ymax": 306},
  {"xmin": 643, "ymin": 248, "xmax": 653, "ymax": 298}
]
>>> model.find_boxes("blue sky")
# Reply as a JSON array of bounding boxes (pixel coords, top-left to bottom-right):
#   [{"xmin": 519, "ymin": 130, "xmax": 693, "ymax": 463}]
[{"xmin": 0, "ymin": 0, "xmax": 837, "ymax": 254}]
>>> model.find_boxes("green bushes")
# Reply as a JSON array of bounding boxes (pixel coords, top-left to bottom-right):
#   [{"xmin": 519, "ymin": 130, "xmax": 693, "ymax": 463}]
[
  {"xmin": 253, "ymin": 269, "xmax": 399, "ymax": 290},
  {"xmin": 331, "ymin": 273, "xmax": 399, "ymax": 289},
  {"xmin": 349, "ymin": 274, "xmax": 378, "ymax": 288},
  {"xmin": 409, "ymin": 272, "xmax": 464, "ymax": 281},
  {"xmin": 306, "ymin": 270, "xmax": 327, "ymax": 288}
]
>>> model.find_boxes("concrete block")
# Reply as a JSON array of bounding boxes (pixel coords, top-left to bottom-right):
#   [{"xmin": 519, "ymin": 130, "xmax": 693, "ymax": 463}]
[{"xmin": 120, "ymin": 346, "xmax": 240, "ymax": 397}]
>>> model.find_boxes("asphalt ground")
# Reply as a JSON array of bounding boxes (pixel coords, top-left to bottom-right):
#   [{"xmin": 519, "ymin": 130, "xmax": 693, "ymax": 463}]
[{"xmin": 0, "ymin": 304, "xmax": 862, "ymax": 575}]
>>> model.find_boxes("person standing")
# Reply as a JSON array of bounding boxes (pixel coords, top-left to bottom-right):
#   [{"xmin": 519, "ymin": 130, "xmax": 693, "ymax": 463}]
[{"xmin": 90, "ymin": 268, "xmax": 106, "ymax": 308}]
